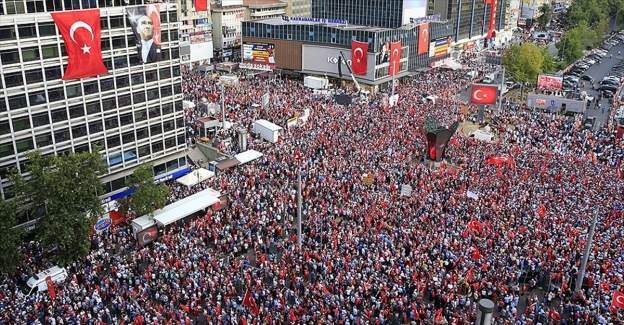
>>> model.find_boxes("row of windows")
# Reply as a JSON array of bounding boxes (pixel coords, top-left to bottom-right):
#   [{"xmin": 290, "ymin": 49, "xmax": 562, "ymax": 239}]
[
  {"xmin": 102, "ymin": 155, "xmax": 186, "ymax": 194},
  {"xmin": 0, "ymin": 117, "xmax": 184, "ymax": 159},
  {"xmin": 311, "ymin": 0, "xmax": 403, "ymax": 29},
  {"xmin": 0, "ymin": 100, "xmax": 182, "ymax": 137},
  {"xmin": 1, "ymin": 0, "xmax": 179, "ymax": 17},
  {"xmin": 1, "ymin": 79, "xmax": 181, "ymax": 112},
  {"xmin": 0, "ymin": 40, "xmax": 180, "ymax": 66},
  {"xmin": 0, "ymin": 21, "xmax": 179, "ymax": 43}
]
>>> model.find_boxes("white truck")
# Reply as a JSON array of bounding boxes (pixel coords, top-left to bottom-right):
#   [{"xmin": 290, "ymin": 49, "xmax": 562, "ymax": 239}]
[
  {"xmin": 25, "ymin": 266, "xmax": 68, "ymax": 296},
  {"xmin": 304, "ymin": 76, "xmax": 329, "ymax": 90},
  {"xmin": 253, "ymin": 119, "xmax": 283, "ymax": 143}
]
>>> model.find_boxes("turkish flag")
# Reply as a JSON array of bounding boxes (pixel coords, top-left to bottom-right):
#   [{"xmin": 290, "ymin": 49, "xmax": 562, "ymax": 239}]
[
  {"xmin": 45, "ymin": 276, "xmax": 56, "ymax": 300},
  {"xmin": 351, "ymin": 40, "xmax": 368, "ymax": 75},
  {"xmin": 51, "ymin": 9, "xmax": 108, "ymax": 80},
  {"xmin": 471, "ymin": 246, "xmax": 481, "ymax": 261},
  {"xmin": 195, "ymin": 0, "xmax": 208, "ymax": 11},
  {"xmin": 470, "ymin": 84, "xmax": 498, "ymax": 105},
  {"xmin": 389, "ymin": 41, "xmax": 402, "ymax": 76},
  {"xmin": 242, "ymin": 288, "xmax": 260, "ymax": 316},
  {"xmin": 612, "ymin": 291, "xmax": 624, "ymax": 309},
  {"xmin": 418, "ymin": 23, "xmax": 429, "ymax": 55},
  {"xmin": 486, "ymin": 0, "xmax": 498, "ymax": 39}
]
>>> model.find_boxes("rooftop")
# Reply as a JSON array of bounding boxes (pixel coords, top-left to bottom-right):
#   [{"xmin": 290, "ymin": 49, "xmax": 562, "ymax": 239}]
[
  {"xmin": 249, "ymin": 16, "xmax": 392, "ymax": 32},
  {"xmin": 243, "ymin": 0, "xmax": 288, "ymax": 8}
]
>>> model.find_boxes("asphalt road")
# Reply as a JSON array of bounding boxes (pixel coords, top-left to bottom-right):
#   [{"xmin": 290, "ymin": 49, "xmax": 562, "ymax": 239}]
[{"xmin": 576, "ymin": 41, "xmax": 624, "ymax": 130}]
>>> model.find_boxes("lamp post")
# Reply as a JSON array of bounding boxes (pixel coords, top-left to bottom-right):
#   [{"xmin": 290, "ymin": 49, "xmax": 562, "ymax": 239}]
[{"xmin": 575, "ymin": 212, "xmax": 599, "ymax": 293}]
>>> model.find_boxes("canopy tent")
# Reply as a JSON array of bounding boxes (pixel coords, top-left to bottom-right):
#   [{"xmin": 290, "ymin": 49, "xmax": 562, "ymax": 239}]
[
  {"xmin": 216, "ymin": 158, "xmax": 240, "ymax": 171},
  {"xmin": 176, "ymin": 168, "xmax": 215, "ymax": 188},
  {"xmin": 153, "ymin": 188, "xmax": 221, "ymax": 227},
  {"xmin": 235, "ymin": 150, "xmax": 264, "ymax": 165},
  {"xmin": 439, "ymin": 59, "xmax": 463, "ymax": 70}
]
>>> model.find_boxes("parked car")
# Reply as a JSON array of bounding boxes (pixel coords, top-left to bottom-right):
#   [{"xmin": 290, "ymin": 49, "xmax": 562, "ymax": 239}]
[
  {"xmin": 581, "ymin": 75, "xmax": 593, "ymax": 82},
  {"xmin": 583, "ymin": 116, "xmax": 596, "ymax": 129}
]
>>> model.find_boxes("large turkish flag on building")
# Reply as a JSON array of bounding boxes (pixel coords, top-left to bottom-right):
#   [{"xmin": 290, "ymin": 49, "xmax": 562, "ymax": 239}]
[
  {"xmin": 418, "ymin": 23, "xmax": 430, "ymax": 55},
  {"xmin": 389, "ymin": 41, "xmax": 402, "ymax": 76},
  {"xmin": 351, "ymin": 40, "xmax": 368, "ymax": 75},
  {"xmin": 484, "ymin": 0, "xmax": 498, "ymax": 39},
  {"xmin": 470, "ymin": 84, "xmax": 498, "ymax": 105},
  {"xmin": 51, "ymin": 9, "xmax": 108, "ymax": 80},
  {"xmin": 195, "ymin": 0, "xmax": 208, "ymax": 11}
]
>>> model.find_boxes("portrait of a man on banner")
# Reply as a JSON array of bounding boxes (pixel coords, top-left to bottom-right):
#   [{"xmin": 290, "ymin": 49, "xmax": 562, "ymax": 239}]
[{"xmin": 126, "ymin": 4, "xmax": 161, "ymax": 63}]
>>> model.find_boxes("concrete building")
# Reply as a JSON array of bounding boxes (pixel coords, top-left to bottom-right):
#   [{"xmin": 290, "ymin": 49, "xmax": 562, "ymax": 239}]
[
  {"xmin": 312, "ymin": 0, "xmax": 427, "ymax": 29},
  {"xmin": 211, "ymin": 0, "xmax": 246, "ymax": 59},
  {"xmin": 243, "ymin": 0, "xmax": 287, "ymax": 20},
  {"xmin": 283, "ymin": 0, "xmax": 312, "ymax": 17},
  {"xmin": 178, "ymin": 0, "xmax": 214, "ymax": 65},
  {"xmin": 0, "ymin": 1, "xmax": 187, "ymax": 211}
]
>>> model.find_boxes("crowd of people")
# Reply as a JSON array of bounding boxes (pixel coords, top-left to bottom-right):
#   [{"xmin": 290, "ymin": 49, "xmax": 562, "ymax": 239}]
[{"xmin": 1, "ymin": 53, "xmax": 623, "ymax": 324}]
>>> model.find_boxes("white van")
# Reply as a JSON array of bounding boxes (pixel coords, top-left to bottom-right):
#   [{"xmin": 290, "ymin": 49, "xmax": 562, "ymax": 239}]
[{"xmin": 26, "ymin": 266, "xmax": 68, "ymax": 295}]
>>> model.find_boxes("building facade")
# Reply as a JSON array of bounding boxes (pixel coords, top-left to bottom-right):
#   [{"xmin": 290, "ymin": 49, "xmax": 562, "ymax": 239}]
[
  {"xmin": 178, "ymin": 0, "xmax": 214, "ymax": 65},
  {"xmin": 312, "ymin": 0, "xmax": 407, "ymax": 29},
  {"xmin": 243, "ymin": 0, "xmax": 287, "ymax": 20},
  {"xmin": 211, "ymin": 1, "xmax": 246, "ymax": 59},
  {"xmin": 0, "ymin": 1, "xmax": 187, "ymax": 209},
  {"xmin": 283, "ymin": 0, "xmax": 312, "ymax": 17}
]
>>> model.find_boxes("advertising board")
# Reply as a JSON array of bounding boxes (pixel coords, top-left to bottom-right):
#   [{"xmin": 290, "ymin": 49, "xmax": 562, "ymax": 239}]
[
  {"xmin": 302, "ymin": 44, "xmax": 376, "ymax": 81},
  {"xmin": 243, "ymin": 43, "xmax": 276, "ymax": 68},
  {"xmin": 402, "ymin": 0, "xmax": 428, "ymax": 25},
  {"xmin": 537, "ymin": 74, "xmax": 563, "ymax": 91}
]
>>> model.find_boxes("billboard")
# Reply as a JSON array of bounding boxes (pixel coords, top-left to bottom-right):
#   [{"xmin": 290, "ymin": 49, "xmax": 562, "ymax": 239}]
[
  {"xmin": 537, "ymin": 74, "xmax": 563, "ymax": 90},
  {"xmin": 302, "ymin": 44, "xmax": 376, "ymax": 81},
  {"xmin": 126, "ymin": 4, "xmax": 161, "ymax": 63},
  {"xmin": 243, "ymin": 43, "xmax": 275, "ymax": 67},
  {"xmin": 402, "ymin": 0, "xmax": 428, "ymax": 25},
  {"xmin": 430, "ymin": 38, "xmax": 450, "ymax": 58}
]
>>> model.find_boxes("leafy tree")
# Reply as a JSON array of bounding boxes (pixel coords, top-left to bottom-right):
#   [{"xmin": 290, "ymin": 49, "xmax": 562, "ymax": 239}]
[
  {"xmin": 503, "ymin": 43, "xmax": 545, "ymax": 85},
  {"xmin": 13, "ymin": 151, "xmax": 105, "ymax": 265},
  {"xmin": 0, "ymin": 197, "xmax": 22, "ymax": 274},
  {"xmin": 557, "ymin": 21, "xmax": 602, "ymax": 64},
  {"xmin": 124, "ymin": 164, "xmax": 169, "ymax": 217},
  {"xmin": 537, "ymin": 3, "xmax": 552, "ymax": 29}
]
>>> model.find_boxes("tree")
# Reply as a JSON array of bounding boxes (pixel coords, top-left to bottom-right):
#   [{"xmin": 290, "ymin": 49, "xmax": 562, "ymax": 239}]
[
  {"xmin": 503, "ymin": 43, "xmax": 545, "ymax": 85},
  {"xmin": 557, "ymin": 21, "xmax": 601, "ymax": 64},
  {"xmin": 537, "ymin": 3, "xmax": 552, "ymax": 29},
  {"xmin": 13, "ymin": 151, "xmax": 105, "ymax": 265},
  {"xmin": 0, "ymin": 197, "xmax": 22, "ymax": 274},
  {"xmin": 123, "ymin": 164, "xmax": 169, "ymax": 217}
]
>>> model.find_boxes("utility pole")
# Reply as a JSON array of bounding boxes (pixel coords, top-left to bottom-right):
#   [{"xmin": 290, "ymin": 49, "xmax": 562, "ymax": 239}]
[
  {"xmin": 221, "ymin": 83, "xmax": 226, "ymax": 133},
  {"xmin": 575, "ymin": 212, "xmax": 598, "ymax": 292},
  {"xmin": 498, "ymin": 66, "xmax": 505, "ymax": 110},
  {"xmin": 296, "ymin": 165, "xmax": 302, "ymax": 250}
]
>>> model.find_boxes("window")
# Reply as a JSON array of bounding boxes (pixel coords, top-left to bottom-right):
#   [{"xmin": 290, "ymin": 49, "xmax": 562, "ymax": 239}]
[
  {"xmin": 47, "ymin": 88, "xmax": 64, "ymax": 102},
  {"xmin": 86, "ymin": 101, "xmax": 101, "ymax": 114},
  {"xmin": 161, "ymin": 31, "xmax": 169, "ymax": 43},
  {"xmin": 106, "ymin": 135, "xmax": 120, "ymax": 148},
  {"xmin": 110, "ymin": 16, "xmax": 124, "ymax": 28},
  {"xmin": 44, "ymin": 66, "xmax": 61, "ymax": 80},
  {"xmin": 118, "ymin": 94, "xmax": 131, "ymax": 107},
  {"xmin": 174, "ymin": 83, "xmax": 181, "ymax": 94},
  {"xmin": 41, "ymin": 45, "xmax": 59, "ymax": 59},
  {"xmin": 12, "ymin": 117, "xmax": 31, "ymax": 132},
  {"xmin": 100, "ymin": 78, "xmax": 114, "ymax": 91},
  {"xmin": 148, "ymin": 106, "xmax": 161, "ymax": 118},
  {"xmin": 26, "ymin": 0, "xmax": 45, "ymax": 13},
  {"xmin": 171, "ymin": 47, "xmax": 179, "ymax": 59},
  {"xmin": 163, "ymin": 120, "xmax": 174, "ymax": 132},
  {"xmin": 147, "ymin": 88, "xmax": 159, "ymax": 100},
  {"xmin": 133, "ymin": 91, "xmax": 146, "ymax": 104},
  {"xmin": 122, "ymin": 131, "xmax": 135, "ymax": 144},
  {"xmin": 21, "ymin": 47, "xmax": 40, "ymax": 62},
  {"xmin": 120, "ymin": 113, "xmax": 133, "ymax": 126},
  {"xmin": 169, "ymin": 11, "xmax": 177, "ymax": 22},
  {"xmin": 160, "ymin": 85, "xmax": 172, "ymax": 97},
  {"xmin": 88, "ymin": 120, "xmax": 103, "ymax": 134},
  {"xmin": 8, "ymin": 95, "xmax": 27, "ymax": 110},
  {"xmin": 0, "ymin": 143, "xmax": 15, "ymax": 158},
  {"xmin": 101, "ymin": 39, "xmax": 111, "ymax": 51},
  {"xmin": 162, "ymin": 103, "xmax": 173, "ymax": 115},
  {"xmin": 72, "ymin": 124, "xmax": 87, "ymax": 138},
  {"xmin": 35, "ymin": 133, "xmax": 53, "ymax": 147},
  {"xmin": 134, "ymin": 109, "xmax": 147, "ymax": 122},
  {"xmin": 25, "ymin": 69, "xmax": 43, "ymax": 84},
  {"xmin": 166, "ymin": 158, "xmax": 178, "ymax": 171},
  {"xmin": 165, "ymin": 137, "xmax": 176, "ymax": 149},
  {"xmin": 38, "ymin": 22, "xmax": 56, "ymax": 37},
  {"xmin": 74, "ymin": 144, "xmax": 89, "ymax": 153},
  {"xmin": 175, "ymin": 100, "xmax": 183, "ymax": 112},
  {"xmin": 172, "ymin": 66, "xmax": 180, "ymax": 77},
  {"xmin": 69, "ymin": 104, "xmax": 84, "ymax": 118},
  {"xmin": 150, "ymin": 123, "xmax": 162, "ymax": 136},
  {"xmin": 18, "ymin": 24, "xmax": 37, "ymax": 38},
  {"xmin": 151, "ymin": 141, "xmax": 163, "ymax": 153},
  {"xmin": 15, "ymin": 138, "xmax": 34, "ymax": 153},
  {"xmin": 175, "ymin": 117, "xmax": 184, "ymax": 128},
  {"xmin": 0, "ymin": 121, "xmax": 10, "ymax": 135},
  {"xmin": 112, "ymin": 36, "xmax": 126, "ymax": 49},
  {"xmin": 154, "ymin": 163, "xmax": 166, "ymax": 175},
  {"xmin": 32, "ymin": 112, "xmax": 49, "ymax": 127},
  {"xmin": 159, "ymin": 67, "xmax": 171, "ymax": 79},
  {"xmin": 131, "ymin": 72, "xmax": 144, "ymax": 85},
  {"xmin": 136, "ymin": 127, "xmax": 148, "ymax": 140},
  {"xmin": 116, "ymin": 75, "xmax": 129, "ymax": 88},
  {"xmin": 4, "ymin": 72, "xmax": 23, "ymax": 87},
  {"xmin": 66, "ymin": 84, "xmax": 82, "ymax": 98},
  {"xmin": 160, "ymin": 12, "xmax": 168, "ymax": 23},
  {"xmin": 105, "ymin": 117, "xmax": 119, "ymax": 129},
  {"xmin": 111, "ymin": 177, "xmax": 125, "ymax": 190},
  {"xmin": 0, "ymin": 50, "xmax": 20, "ymax": 64},
  {"xmin": 177, "ymin": 134, "xmax": 186, "ymax": 146},
  {"xmin": 102, "ymin": 98, "xmax": 116, "ymax": 111},
  {"xmin": 138, "ymin": 144, "xmax": 150, "ymax": 157},
  {"xmin": 113, "ymin": 56, "xmax": 128, "ymax": 69},
  {"xmin": 51, "ymin": 109, "xmax": 67, "ymax": 122},
  {"xmin": 145, "ymin": 70, "xmax": 157, "ymax": 82},
  {"xmin": 84, "ymin": 81, "xmax": 99, "ymax": 95},
  {"xmin": 53, "ymin": 129, "xmax": 70, "ymax": 143},
  {"xmin": 0, "ymin": 27, "xmax": 16, "ymax": 41}
]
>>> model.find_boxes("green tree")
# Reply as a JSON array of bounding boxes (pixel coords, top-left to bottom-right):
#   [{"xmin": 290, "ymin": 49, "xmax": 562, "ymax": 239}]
[
  {"xmin": 557, "ymin": 21, "xmax": 601, "ymax": 64},
  {"xmin": 13, "ymin": 151, "xmax": 105, "ymax": 265},
  {"xmin": 0, "ymin": 197, "xmax": 22, "ymax": 274},
  {"xmin": 541, "ymin": 47, "xmax": 557, "ymax": 73},
  {"xmin": 503, "ymin": 43, "xmax": 545, "ymax": 85},
  {"xmin": 123, "ymin": 164, "xmax": 169, "ymax": 217},
  {"xmin": 537, "ymin": 3, "xmax": 552, "ymax": 29}
]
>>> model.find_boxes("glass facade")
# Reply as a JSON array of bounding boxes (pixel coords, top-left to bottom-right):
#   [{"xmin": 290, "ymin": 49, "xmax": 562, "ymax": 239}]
[
  {"xmin": 0, "ymin": 1, "xmax": 187, "ymax": 203},
  {"xmin": 312, "ymin": 0, "xmax": 404, "ymax": 29}
]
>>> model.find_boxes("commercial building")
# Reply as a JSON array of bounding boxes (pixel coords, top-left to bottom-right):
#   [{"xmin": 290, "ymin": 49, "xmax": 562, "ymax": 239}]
[
  {"xmin": 211, "ymin": 0, "xmax": 246, "ymax": 59},
  {"xmin": 243, "ymin": 0, "xmax": 287, "ymax": 20},
  {"xmin": 0, "ymin": 1, "xmax": 187, "ymax": 212},
  {"xmin": 283, "ymin": 0, "xmax": 312, "ymax": 17},
  {"xmin": 312, "ymin": 0, "xmax": 428, "ymax": 29},
  {"xmin": 178, "ymin": 0, "xmax": 214, "ymax": 65}
]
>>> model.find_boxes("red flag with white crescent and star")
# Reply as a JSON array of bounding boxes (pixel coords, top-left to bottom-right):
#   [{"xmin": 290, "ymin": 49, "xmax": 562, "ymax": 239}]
[
  {"xmin": 351, "ymin": 40, "xmax": 368, "ymax": 76},
  {"xmin": 470, "ymin": 84, "xmax": 498, "ymax": 105},
  {"xmin": 418, "ymin": 23, "xmax": 429, "ymax": 55},
  {"xmin": 612, "ymin": 291, "xmax": 624, "ymax": 309},
  {"xmin": 389, "ymin": 41, "xmax": 402, "ymax": 76},
  {"xmin": 51, "ymin": 9, "xmax": 108, "ymax": 80}
]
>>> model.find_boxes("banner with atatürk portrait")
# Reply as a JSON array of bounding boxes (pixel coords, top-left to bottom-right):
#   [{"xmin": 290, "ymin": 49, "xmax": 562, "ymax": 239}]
[{"xmin": 126, "ymin": 4, "xmax": 161, "ymax": 63}]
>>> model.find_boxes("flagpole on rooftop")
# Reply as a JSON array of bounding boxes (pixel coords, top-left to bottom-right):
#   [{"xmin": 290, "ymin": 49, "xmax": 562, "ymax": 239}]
[{"xmin": 575, "ymin": 211, "xmax": 598, "ymax": 293}]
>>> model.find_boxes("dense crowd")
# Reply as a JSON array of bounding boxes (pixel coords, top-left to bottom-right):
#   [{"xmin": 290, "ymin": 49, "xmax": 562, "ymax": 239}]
[{"xmin": 1, "ymin": 54, "xmax": 623, "ymax": 324}]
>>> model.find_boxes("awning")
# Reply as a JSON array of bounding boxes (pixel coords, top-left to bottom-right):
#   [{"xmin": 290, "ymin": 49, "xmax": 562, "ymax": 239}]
[
  {"xmin": 235, "ymin": 150, "xmax": 264, "ymax": 165},
  {"xmin": 153, "ymin": 188, "xmax": 221, "ymax": 227},
  {"xmin": 216, "ymin": 159, "xmax": 239, "ymax": 171},
  {"xmin": 176, "ymin": 168, "xmax": 215, "ymax": 187}
]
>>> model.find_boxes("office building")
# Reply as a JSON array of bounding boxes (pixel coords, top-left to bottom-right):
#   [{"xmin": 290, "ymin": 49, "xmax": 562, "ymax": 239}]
[
  {"xmin": 0, "ymin": 1, "xmax": 187, "ymax": 214},
  {"xmin": 211, "ymin": 0, "xmax": 246, "ymax": 59},
  {"xmin": 283, "ymin": 0, "xmax": 311, "ymax": 17},
  {"xmin": 243, "ymin": 0, "xmax": 287, "ymax": 20},
  {"xmin": 178, "ymin": 0, "xmax": 214, "ymax": 65},
  {"xmin": 312, "ymin": 0, "xmax": 428, "ymax": 29}
]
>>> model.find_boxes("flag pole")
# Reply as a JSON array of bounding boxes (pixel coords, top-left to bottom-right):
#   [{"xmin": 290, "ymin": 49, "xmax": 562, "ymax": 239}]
[
  {"xmin": 575, "ymin": 211, "xmax": 598, "ymax": 293},
  {"xmin": 296, "ymin": 164, "xmax": 302, "ymax": 250},
  {"xmin": 221, "ymin": 83, "xmax": 226, "ymax": 133}
]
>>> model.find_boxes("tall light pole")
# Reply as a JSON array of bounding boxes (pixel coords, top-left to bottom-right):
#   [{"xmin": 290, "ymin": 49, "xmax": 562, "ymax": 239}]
[
  {"xmin": 575, "ymin": 212, "xmax": 598, "ymax": 292},
  {"xmin": 220, "ymin": 83, "xmax": 226, "ymax": 133},
  {"xmin": 296, "ymin": 164, "xmax": 302, "ymax": 250}
]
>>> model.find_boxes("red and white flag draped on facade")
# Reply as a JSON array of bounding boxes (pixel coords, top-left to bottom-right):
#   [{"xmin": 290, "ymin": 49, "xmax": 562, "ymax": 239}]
[
  {"xmin": 351, "ymin": 40, "xmax": 368, "ymax": 75},
  {"xmin": 51, "ymin": 9, "xmax": 108, "ymax": 79},
  {"xmin": 389, "ymin": 41, "xmax": 402, "ymax": 76}
]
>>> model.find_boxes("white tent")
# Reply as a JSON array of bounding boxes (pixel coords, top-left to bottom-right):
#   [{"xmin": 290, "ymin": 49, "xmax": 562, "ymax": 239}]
[
  {"xmin": 235, "ymin": 150, "xmax": 264, "ymax": 165},
  {"xmin": 153, "ymin": 188, "xmax": 221, "ymax": 227},
  {"xmin": 176, "ymin": 168, "xmax": 215, "ymax": 187}
]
